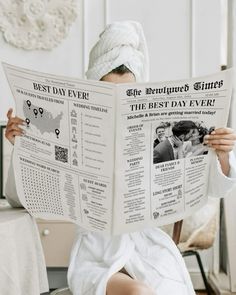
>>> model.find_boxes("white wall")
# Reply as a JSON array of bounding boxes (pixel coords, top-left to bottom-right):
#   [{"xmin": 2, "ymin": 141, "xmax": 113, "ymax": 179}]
[
  {"xmin": 84, "ymin": 0, "xmax": 191, "ymax": 82},
  {"xmin": 0, "ymin": 1, "xmax": 84, "ymax": 121},
  {"xmin": 107, "ymin": 0, "xmax": 192, "ymax": 81},
  {"xmin": 1, "ymin": 0, "xmax": 220, "ymax": 118},
  {"xmin": 192, "ymin": 0, "xmax": 222, "ymax": 76}
]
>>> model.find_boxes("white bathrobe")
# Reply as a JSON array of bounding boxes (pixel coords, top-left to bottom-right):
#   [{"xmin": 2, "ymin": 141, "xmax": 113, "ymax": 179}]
[
  {"xmin": 5, "ymin": 149, "xmax": 236, "ymax": 295},
  {"xmin": 65, "ymin": 153, "xmax": 236, "ymax": 295}
]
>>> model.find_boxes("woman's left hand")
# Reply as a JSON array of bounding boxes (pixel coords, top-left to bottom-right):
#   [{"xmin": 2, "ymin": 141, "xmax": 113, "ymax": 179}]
[
  {"xmin": 204, "ymin": 127, "xmax": 236, "ymax": 176},
  {"xmin": 204, "ymin": 127, "xmax": 236, "ymax": 153}
]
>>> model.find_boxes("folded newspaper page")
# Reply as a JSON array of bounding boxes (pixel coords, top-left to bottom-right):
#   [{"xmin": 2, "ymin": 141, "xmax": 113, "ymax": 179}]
[{"xmin": 3, "ymin": 63, "xmax": 233, "ymax": 234}]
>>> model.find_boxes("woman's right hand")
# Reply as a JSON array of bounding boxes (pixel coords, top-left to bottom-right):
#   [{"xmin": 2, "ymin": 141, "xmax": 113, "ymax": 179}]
[{"xmin": 5, "ymin": 108, "xmax": 25, "ymax": 145}]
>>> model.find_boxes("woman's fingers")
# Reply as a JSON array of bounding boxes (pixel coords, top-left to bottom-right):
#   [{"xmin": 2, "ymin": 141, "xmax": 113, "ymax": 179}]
[
  {"xmin": 204, "ymin": 128, "xmax": 236, "ymax": 142},
  {"xmin": 203, "ymin": 127, "xmax": 236, "ymax": 153},
  {"xmin": 208, "ymin": 144, "xmax": 234, "ymax": 152},
  {"xmin": 210, "ymin": 127, "xmax": 234, "ymax": 135},
  {"xmin": 7, "ymin": 108, "xmax": 13, "ymax": 120},
  {"xmin": 204, "ymin": 138, "xmax": 235, "ymax": 146},
  {"xmin": 6, "ymin": 123, "xmax": 24, "ymax": 134},
  {"xmin": 5, "ymin": 130, "xmax": 23, "ymax": 138},
  {"xmin": 205, "ymin": 133, "xmax": 236, "ymax": 141},
  {"xmin": 6, "ymin": 118, "xmax": 25, "ymax": 135},
  {"xmin": 5, "ymin": 108, "xmax": 25, "ymax": 145},
  {"xmin": 6, "ymin": 116, "xmax": 25, "ymax": 127}
]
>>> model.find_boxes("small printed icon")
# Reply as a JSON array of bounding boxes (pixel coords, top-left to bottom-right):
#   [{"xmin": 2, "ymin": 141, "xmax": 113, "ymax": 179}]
[
  {"xmin": 71, "ymin": 110, "xmax": 77, "ymax": 117},
  {"xmin": 83, "ymin": 209, "xmax": 89, "ymax": 214},
  {"xmin": 72, "ymin": 134, "xmax": 77, "ymax": 143},
  {"xmin": 33, "ymin": 108, "xmax": 38, "ymax": 118},
  {"xmin": 82, "ymin": 194, "xmax": 88, "ymax": 201},
  {"xmin": 72, "ymin": 158, "xmax": 78, "ymax": 166},
  {"xmin": 25, "ymin": 118, "xmax": 30, "ymax": 127},
  {"xmin": 80, "ymin": 183, "xmax": 86, "ymax": 190},
  {"xmin": 39, "ymin": 107, "xmax": 44, "ymax": 117},
  {"xmin": 26, "ymin": 100, "xmax": 31, "ymax": 109},
  {"xmin": 177, "ymin": 189, "xmax": 182, "ymax": 199},
  {"xmin": 71, "ymin": 118, "xmax": 77, "ymax": 125},
  {"xmin": 72, "ymin": 126, "xmax": 77, "ymax": 134},
  {"xmin": 153, "ymin": 211, "xmax": 160, "ymax": 219},
  {"xmin": 55, "ymin": 129, "xmax": 60, "ymax": 138}
]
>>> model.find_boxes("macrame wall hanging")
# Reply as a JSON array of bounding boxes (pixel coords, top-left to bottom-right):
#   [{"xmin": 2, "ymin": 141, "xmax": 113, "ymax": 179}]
[{"xmin": 0, "ymin": 0, "xmax": 77, "ymax": 50}]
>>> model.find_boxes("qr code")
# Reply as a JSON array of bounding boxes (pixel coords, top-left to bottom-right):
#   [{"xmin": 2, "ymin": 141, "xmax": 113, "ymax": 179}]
[{"xmin": 55, "ymin": 145, "xmax": 68, "ymax": 163}]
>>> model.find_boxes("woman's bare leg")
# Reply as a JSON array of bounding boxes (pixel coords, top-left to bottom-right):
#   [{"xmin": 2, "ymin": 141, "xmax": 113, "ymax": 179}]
[{"xmin": 106, "ymin": 272, "xmax": 155, "ymax": 295}]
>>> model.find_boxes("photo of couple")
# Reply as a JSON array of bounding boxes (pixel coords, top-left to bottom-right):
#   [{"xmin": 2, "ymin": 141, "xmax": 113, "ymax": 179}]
[{"xmin": 153, "ymin": 120, "xmax": 212, "ymax": 164}]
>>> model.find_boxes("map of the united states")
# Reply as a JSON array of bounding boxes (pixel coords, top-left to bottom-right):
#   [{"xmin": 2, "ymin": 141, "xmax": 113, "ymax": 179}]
[{"xmin": 23, "ymin": 100, "xmax": 63, "ymax": 136}]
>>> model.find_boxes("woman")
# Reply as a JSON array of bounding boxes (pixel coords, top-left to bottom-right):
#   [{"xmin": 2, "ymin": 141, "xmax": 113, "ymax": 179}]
[
  {"xmin": 5, "ymin": 21, "xmax": 236, "ymax": 295},
  {"xmin": 183, "ymin": 125, "xmax": 209, "ymax": 158}
]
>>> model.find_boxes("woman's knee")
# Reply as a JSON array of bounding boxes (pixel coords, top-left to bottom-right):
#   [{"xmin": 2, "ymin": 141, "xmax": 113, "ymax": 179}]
[
  {"xmin": 126, "ymin": 282, "xmax": 155, "ymax": 295},
  {"xmin": 106, "ymin": 272, "xmax": 155, "ymax": 295}
]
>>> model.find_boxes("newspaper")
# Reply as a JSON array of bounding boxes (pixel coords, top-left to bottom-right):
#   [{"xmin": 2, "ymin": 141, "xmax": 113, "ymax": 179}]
[{"xmin": 3, "ymin": 63, "xmax": 233, "ymax": 234}]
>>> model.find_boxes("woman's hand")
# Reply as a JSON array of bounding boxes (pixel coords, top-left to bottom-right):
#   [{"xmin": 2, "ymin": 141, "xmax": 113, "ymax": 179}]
[
  {"xmin": 204, "ymin": 127, "xmax": 236, "ymax": 152},
  {"xmin": 204, "ymin": 127, "xmax": 236, "ymax": 176},
  {"xmin": 5, "ymin": 108, "xmax": 25, "ymax": 145},
  {"xmin": 172, "ymin": 135, "xmax": 184, "ymax": 148}
]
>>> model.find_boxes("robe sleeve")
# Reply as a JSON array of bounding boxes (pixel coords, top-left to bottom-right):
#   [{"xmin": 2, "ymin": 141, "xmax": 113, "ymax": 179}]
[
  {"xmin": 5, "ymin": 153, "xmax": 23, "ymax": 208},
  {"xmin": 208, "ymin": 150, "xmax": 236, "ymax": 198}
]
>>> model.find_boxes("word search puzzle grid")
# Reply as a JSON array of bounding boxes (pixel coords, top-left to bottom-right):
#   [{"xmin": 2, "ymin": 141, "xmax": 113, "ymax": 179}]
[{"xmin": 21, "ymin": 165, "xmax": 63, "ymax": 215}]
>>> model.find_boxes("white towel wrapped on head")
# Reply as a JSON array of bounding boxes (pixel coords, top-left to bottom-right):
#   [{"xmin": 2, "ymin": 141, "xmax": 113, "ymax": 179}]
[{"xmin": 86, "ymin": 21, "xmax": 149, "ymax": 82}]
